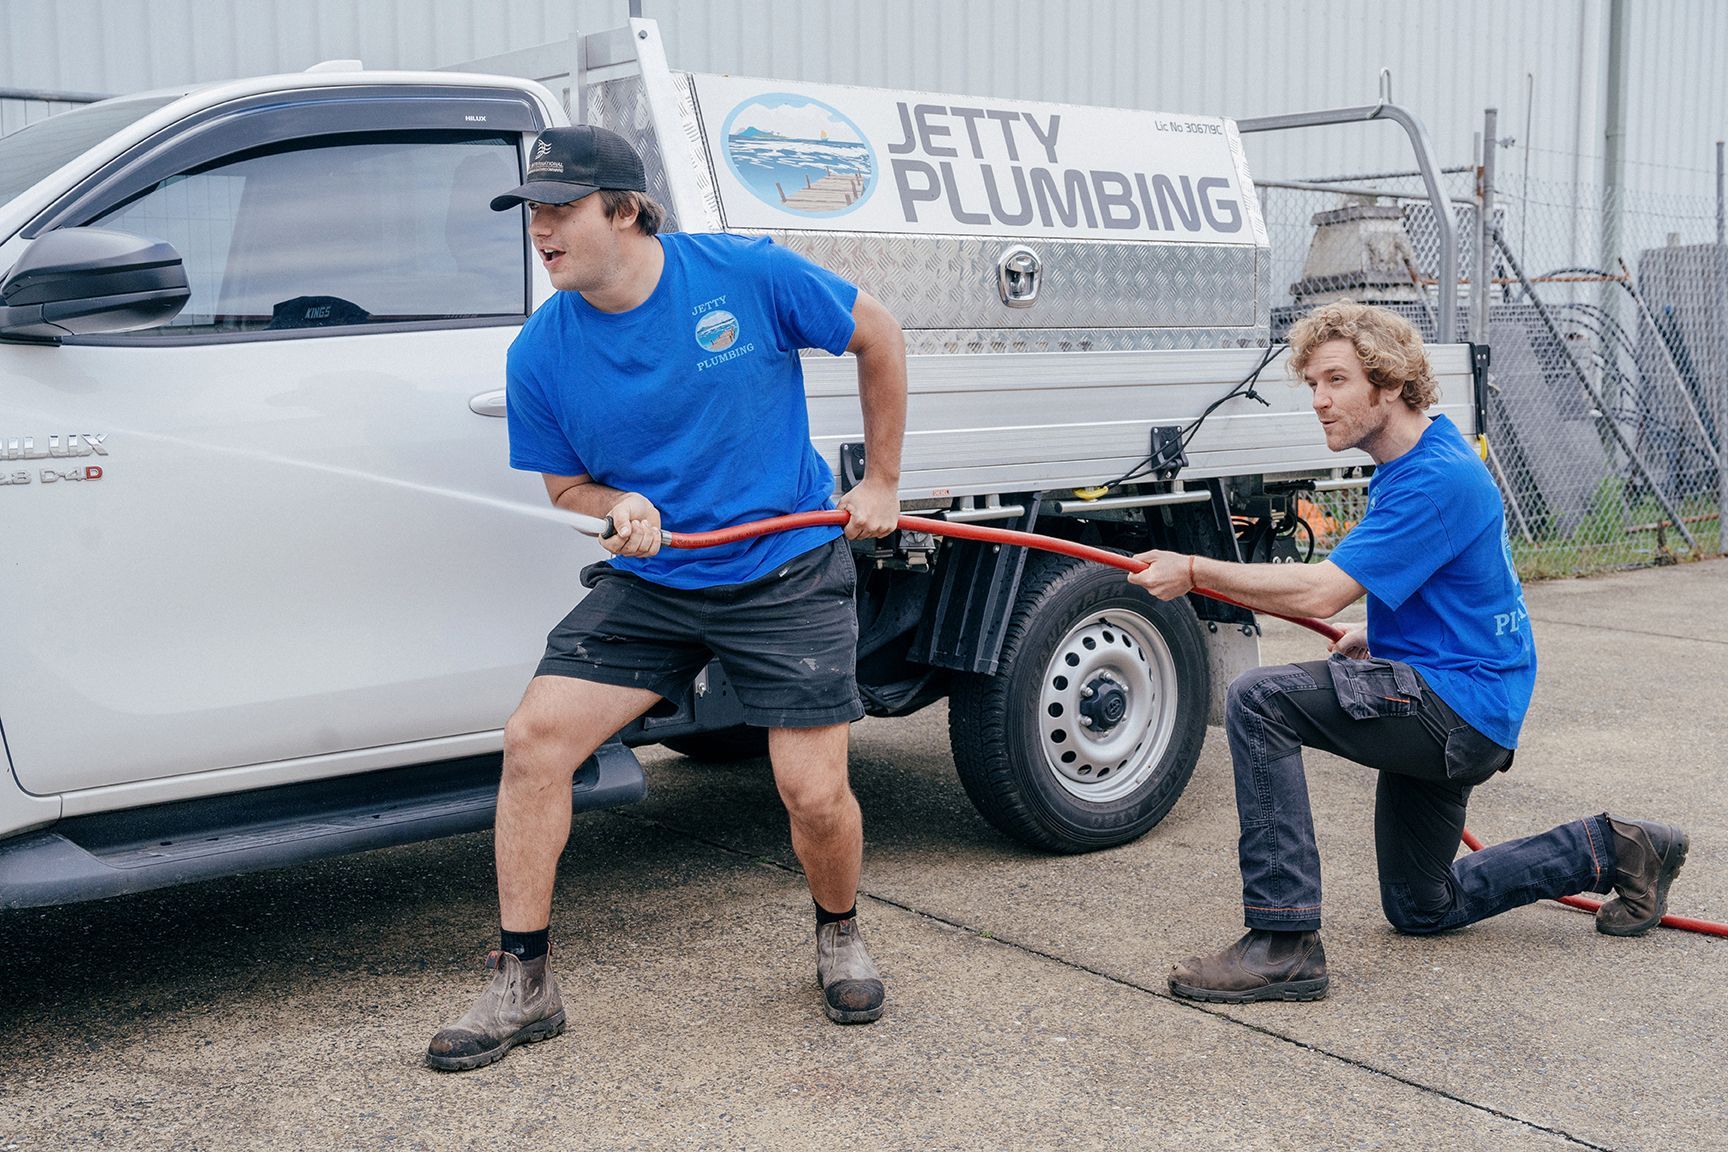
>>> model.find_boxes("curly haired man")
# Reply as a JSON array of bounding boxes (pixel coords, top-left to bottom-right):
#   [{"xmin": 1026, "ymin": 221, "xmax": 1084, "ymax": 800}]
[{"xmin": 1129, "ymin": 301, "xmax": 1688, "ymax": 1002}]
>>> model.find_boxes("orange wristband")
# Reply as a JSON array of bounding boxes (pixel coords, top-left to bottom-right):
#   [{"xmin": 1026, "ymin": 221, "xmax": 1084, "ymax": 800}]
[{"xmin": 1188, "ymin": 554, "xmax": 1197, "ymax": 592}]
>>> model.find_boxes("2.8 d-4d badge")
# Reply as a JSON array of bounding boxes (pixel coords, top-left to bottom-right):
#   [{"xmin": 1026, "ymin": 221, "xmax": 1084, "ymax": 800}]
[{"xmin": 0, "ymin": 434, "xmax": 109, "ymax": 487}]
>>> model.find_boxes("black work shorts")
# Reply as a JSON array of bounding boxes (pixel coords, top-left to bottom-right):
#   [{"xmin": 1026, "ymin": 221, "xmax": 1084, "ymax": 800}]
[{"xmin": 536, "ymin": 536, "xmax": 865, "ymax": 729}]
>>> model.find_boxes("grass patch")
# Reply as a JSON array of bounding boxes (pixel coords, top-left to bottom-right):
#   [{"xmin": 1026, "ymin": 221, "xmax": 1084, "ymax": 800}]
[{"xmin": 1307, "ymin": 478, "xmax": 1722, "ymax": 582}]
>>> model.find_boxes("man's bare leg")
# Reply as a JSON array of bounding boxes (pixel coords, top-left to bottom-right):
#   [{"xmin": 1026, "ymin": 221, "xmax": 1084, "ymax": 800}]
[
  {"xmin": 769, "ymin": 722, "xmax": 883, "ymax": 1023},
  {"xmin": 496, "ymin": 675, "xmax": 661, "ymax": 931},
  {"xmin": 429, "ymin": 674, "xmax": 660, "ymax": 1070},
  {"xmin": 768, "ymin": 723, "xmax": 861, "ymax": 911}
]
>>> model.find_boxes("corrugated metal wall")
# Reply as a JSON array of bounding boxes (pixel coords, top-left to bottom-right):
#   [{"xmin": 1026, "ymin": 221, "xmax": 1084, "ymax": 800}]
[
  {"xmin": 1, "ymin": 94, "xmax": 93, "ymax": 136},
  {"xmin": 2, "ymin": 0, "xmax": 1724, "ymax": 208}
]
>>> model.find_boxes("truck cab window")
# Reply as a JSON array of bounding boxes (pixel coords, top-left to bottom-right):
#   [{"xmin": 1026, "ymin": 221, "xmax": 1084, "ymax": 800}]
[{"xmin": 91, "ymin": 130, "xmax": 526, "ymax": 334}]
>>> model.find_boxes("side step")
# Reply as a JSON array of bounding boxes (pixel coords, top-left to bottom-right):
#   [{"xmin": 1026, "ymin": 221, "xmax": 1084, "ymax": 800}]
[{"xmin": 0, "ymin": 742, "xmax": 645, "ymax": 910}]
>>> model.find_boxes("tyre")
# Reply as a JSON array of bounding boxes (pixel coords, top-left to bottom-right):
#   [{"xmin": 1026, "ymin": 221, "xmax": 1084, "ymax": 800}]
[
  {"xmin": 658, "ymin": 725, "xmax": 769, "ymax": 762},
  {"xmin": 948, "ymin": 553, "xmax": 1211, "ymax": 853}
]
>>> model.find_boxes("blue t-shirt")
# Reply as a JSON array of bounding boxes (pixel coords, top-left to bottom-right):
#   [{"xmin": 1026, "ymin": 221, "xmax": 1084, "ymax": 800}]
[
  {"xmin": 506, "ymin": 232, "xmax": 858, "ymax": 589},
  {"xmin": 1327, "ymin": 415, "xmax": 1536, "ymax": 748}
]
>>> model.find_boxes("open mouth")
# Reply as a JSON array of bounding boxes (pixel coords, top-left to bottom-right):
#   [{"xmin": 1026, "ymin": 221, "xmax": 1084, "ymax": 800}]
[{"xmin": 539, "ymin": 246, "xmax": 565, "ymax": 266}]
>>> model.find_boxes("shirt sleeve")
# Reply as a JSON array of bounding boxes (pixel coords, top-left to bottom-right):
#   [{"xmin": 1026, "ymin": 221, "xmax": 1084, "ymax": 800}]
[
  {"xmin": 505, "ymin": 342, "xmax": 585, "ymax": 476},
  {"xmin": 763, "ymin": 239, "xmax": 860, "ymax": 356},
  {"xmin": 1327, "ymin": 485, "xmax": 1459, "ymax": 611}
]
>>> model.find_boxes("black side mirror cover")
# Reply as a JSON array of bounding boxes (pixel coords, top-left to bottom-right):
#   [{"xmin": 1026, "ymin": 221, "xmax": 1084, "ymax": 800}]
[{"xmin": 0, "ymin": 227, "xmax": 190, "ymax": 341}]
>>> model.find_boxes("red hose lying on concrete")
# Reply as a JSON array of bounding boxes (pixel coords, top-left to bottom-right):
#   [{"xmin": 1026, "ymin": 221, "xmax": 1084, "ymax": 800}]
[{"xmin": 632, "ymin": 507, "xmax": 1726, "ymax": 938}]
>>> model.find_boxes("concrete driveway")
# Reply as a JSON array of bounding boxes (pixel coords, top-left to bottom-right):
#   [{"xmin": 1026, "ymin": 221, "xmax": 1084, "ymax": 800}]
[{"xmin": 1, "ymin": 558, "xmax": 1722, "ymax": 1151}]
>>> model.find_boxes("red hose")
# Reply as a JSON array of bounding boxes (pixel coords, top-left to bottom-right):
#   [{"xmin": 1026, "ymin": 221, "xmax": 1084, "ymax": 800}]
[
  {"xmin": 664, "ymin": 508, "xmax": 1722, "ymax": 937},
  {"xmin": 665, "ymin": 509, "xmax": 1345, "ymax": 641}
]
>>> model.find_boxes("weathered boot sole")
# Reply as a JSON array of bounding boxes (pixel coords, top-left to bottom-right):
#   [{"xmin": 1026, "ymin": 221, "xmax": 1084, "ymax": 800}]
[
  {"xmin": 1168, "ymin": 976, "xmax": 1329, "ymax": 1004},
  {"xmin": 822, "ymin": 1000, "xmax": 885, "ymax": 1025},
  {"xmin": 424, "ymin": 1009, "xmax": 567, "ymax": 1072},
  {"xmin": 1597, "ymin": 829, "xmax": 1689, "ymax": 937}
]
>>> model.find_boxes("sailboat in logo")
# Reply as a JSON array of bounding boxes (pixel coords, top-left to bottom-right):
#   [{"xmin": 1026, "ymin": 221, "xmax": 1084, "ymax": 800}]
[{"xmin": 722, "ymin": 93, "xmax": 876, "ymax": 218}]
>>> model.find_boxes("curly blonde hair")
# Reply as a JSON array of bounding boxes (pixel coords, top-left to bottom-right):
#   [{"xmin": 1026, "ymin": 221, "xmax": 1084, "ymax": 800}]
[{"xmin": 1286, "ymin": 301, "xmax": 1438, "ymax": 409}]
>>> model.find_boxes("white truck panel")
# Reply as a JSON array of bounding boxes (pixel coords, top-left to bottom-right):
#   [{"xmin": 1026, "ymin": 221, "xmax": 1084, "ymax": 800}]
[
  {"xmin": 2, "ymin": 326, "xmax": 596, "ymax": 795},
  {"xmin": 804, "ymin": 344, "xmax": 1473, "ymax": 500}
]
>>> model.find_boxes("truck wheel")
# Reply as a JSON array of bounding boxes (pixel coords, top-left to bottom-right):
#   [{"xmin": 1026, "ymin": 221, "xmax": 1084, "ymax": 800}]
[
  {"xmin": 658, "ymin": 726, "xmax": 769, "ymax": 762},
  {"xmin": 949, "ymin": 553, "xmax": 1210, "ymax": 853}
]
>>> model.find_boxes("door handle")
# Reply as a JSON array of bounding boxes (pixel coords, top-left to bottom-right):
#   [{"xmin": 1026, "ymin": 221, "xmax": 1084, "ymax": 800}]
[{"xmin": 469, "ymin": 389, "xmax": 507, "ymax": 417}]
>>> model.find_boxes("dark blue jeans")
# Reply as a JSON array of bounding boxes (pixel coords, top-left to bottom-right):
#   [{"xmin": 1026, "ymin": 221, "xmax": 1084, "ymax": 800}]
[{"xmin": 1226, "ymin": 656, "xmax": 1617, "ymax": 934}]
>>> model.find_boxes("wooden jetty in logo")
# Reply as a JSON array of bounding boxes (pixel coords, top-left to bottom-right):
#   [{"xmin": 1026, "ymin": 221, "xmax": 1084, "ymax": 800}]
[{"xmin": 775, "ymin": 171, "xmax": 865, "ymax": 211}]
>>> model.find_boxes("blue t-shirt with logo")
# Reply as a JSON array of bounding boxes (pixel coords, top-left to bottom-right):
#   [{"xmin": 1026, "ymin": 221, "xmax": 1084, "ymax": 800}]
[
  {"xmin": 506, "ymin": 232, "xmax": 858, "ymax": 589},
  {"xmin": 1327, "ymin": 415, "xmax": 1536, "ymax": 748}
]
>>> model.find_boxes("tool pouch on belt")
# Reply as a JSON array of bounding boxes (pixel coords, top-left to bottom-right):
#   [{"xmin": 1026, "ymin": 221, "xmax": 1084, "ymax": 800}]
[
  {"xmin": 1327, "ymin": 653, "xmax": 1423, "ymax": 719},
  {"xmin": 1329, "ymin": 654, "xmax": 1513, "ymax": 783}
]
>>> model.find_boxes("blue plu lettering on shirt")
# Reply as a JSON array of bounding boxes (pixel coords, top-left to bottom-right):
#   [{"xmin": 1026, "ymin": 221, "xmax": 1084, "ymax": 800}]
[{"xmin": 1328, "ymin": 415, "xmax": 1537, "ymax": 748}]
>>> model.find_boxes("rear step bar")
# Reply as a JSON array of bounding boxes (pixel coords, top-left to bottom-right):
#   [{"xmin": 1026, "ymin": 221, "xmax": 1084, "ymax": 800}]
[{"xmin": 0, "ymin": 742, "xmax": 645, "ymax": 909}]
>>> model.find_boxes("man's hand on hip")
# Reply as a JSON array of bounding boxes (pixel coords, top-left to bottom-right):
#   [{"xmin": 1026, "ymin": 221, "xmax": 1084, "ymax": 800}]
[
  {"xmin": 837, "ymin": 478, "xmax": 900, "ymax": 539},
  {"xmin": 604, "ymin": 492, "xmax": 663, "ymax": 557}
]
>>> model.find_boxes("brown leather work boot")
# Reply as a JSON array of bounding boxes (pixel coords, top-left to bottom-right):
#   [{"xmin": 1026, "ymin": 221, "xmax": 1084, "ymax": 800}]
[
  {"xmin": 425, "ymin": 950, "xmax": 565, "ymax": 1071},
  {"xmin": 816, "ymin": 917, "xmax": 885, "ymax": 1024},
  {"xmin": 1596, "ymin": 817, "xmax": 1689, "ymax": 937},
  {"xmin": 1168, "ymin": 929, "xmax": 1329, "ymax": 1003}
]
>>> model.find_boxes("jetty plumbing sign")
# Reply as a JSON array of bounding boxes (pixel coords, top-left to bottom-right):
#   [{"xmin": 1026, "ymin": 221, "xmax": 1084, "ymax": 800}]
[{"xmin": 695, "ymin": 75, "xmax": 1261, "ymax": 243}]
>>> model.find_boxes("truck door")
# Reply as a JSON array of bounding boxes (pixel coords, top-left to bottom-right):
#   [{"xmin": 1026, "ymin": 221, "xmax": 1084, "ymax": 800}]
[{"xmin": 1, "ymin": 87, "xmax": 598, "ymax": 794}]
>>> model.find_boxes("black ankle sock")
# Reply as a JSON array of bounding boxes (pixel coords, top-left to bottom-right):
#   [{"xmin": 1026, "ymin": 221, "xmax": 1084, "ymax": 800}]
[
  {"xmin": 815, "ymin": 901, "xmax": 856, "ymax": 927},
  {"xmin": 500, "ymin": 926, "xmax": 549, "ymax": 963}
]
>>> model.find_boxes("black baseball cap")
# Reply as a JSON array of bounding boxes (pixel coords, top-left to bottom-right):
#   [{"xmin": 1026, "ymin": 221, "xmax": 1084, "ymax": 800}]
[{"xmin": 489, "ymin": 125, "xmax": 648, "ymax": 211}]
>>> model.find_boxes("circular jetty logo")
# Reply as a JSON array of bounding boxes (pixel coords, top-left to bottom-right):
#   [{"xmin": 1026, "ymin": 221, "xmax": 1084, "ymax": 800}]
[
  {"xmin": 721, "ymin": 93, "xmax": 876, "ymax": 218},
  {"xmin": 694, "ymin": 310, "xmax": 740, "ymax": 352}
]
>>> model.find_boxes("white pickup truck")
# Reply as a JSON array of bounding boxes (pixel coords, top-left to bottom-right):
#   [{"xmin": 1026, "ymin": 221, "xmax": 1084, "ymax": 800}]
[{"xmin": 0, "ymin": 19, "xmax": 1482, "ymax": 907}]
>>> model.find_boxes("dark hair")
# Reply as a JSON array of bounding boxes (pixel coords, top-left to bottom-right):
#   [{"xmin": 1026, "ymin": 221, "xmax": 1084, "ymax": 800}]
[{"xmin": 598, "ymin": 189, "xmax": 665, "ymax": 237}]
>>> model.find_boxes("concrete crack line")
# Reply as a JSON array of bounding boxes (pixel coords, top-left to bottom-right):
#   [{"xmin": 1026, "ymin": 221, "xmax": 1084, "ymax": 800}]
[
  {"xmin": 1529, "ymin": 616, "xmax": 1728, "ymax": 646},
  {"xmin": 614, "ymin": 810, "xmax": 1617, "ymax": 1152}
]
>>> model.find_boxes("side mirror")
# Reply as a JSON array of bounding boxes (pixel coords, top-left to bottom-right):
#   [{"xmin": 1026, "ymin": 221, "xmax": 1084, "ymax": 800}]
[{"xmin": 0, "ymin": 227, "xmax": 190, "ymax": 342}]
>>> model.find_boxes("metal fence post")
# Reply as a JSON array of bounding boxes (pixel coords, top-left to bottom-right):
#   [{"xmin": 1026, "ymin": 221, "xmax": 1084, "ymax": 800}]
[
  {"xmin": 1716, "ymin": 141, "xmax": 1724, "ymax": 248},
  {"xmin": 1719, "ymin": 141, "xmax": 1728, "ymax": 549},
  {"xmin": 1473, "ymin": 108, "xmax": 1497, "ymax": 346}
]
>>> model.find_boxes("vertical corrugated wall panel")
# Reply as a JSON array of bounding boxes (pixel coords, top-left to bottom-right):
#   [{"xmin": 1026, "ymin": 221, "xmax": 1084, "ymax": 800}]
[
  {"xmin": 0, "ymin": 0, "xmax": 1719, "ymax": 211},
  {"xmin": 1622, "ymin": 0, "xmax": 1728, "ymax": 244},
  {"xmin": 0, "ymin": 98, "xmax": 83, "ymax": 138}
]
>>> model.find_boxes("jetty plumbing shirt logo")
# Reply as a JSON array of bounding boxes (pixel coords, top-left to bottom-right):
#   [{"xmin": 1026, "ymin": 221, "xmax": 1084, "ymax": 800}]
[
  {"xmin": 721, "ymin": 94, "xmax": 877, "ymax": 218},
  {"xmin": 691, "ymin": 296, "xmax": 753, "ymax": 371},
  {"xmin": 694, "ymin": 309, "xmax": 740, "ymax": 352}
]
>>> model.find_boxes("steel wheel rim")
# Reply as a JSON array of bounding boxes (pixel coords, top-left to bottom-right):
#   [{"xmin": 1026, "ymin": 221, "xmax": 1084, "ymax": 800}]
[{"xmin": 1036, "ymin": 608, "xmax": 1178, "ymax": 803}]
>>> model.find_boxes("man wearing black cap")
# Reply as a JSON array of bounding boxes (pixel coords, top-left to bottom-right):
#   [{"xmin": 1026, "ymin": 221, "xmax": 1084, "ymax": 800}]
[{"xmin": 426, "ymin": 125, "xmax": 907, "ymax": 1071}]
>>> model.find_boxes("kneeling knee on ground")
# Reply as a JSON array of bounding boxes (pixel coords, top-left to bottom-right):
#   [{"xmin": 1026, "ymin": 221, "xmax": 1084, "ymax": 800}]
[{"xmin": 1381, "ymin": 887, "xmax": 1456, "ymax": 935}]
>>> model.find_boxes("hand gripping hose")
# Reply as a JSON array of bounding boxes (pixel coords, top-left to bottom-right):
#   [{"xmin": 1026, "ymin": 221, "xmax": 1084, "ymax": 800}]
[{"xmin": 576, "ymin": 507, "xmax": 1725, "ymax": 937}]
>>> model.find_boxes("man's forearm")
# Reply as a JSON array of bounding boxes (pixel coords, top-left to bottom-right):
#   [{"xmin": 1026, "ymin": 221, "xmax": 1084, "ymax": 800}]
[
  {"xmin": 552, "ymin": 480, "xmax": 631, "ymax": 521},
  {"xmin": 854, "ymin": 341, "xmax": 906, "ymax": 487},
  {"xmin": 1191, "ymin": 555, "xmax": 1358, "ymax": 619}
]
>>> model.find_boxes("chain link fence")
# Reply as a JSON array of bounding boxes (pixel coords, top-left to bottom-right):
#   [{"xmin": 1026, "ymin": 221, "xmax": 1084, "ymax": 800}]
[{"xmin": 1258, "ymin": 152, "xmax": 1726, "ymax": 579}]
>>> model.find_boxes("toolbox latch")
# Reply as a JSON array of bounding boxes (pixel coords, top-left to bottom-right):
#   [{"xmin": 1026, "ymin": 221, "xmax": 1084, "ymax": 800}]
[{"xmin": 997, "ymin": 245, "xmax": 1041, "ymax": 308}]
